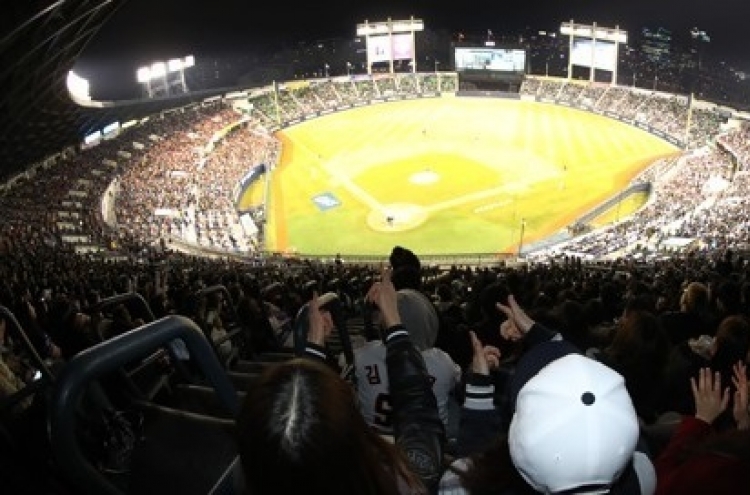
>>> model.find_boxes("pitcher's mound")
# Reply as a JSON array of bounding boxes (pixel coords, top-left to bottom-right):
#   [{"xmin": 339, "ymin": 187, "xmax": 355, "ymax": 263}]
[{"xmin": 367, "ymin": 203, "xmax": 429, "ymax": 232}]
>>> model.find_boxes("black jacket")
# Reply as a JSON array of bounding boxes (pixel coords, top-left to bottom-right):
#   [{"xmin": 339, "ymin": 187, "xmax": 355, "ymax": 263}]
[{"xmin": 306, "ymin": 323, "xmax": 446, "ymax": 493}]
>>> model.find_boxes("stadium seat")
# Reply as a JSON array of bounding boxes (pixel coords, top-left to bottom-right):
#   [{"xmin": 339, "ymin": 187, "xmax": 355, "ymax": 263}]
[{"xmin": 48, "ymin": 315, "xmax": 241, "ymax": 495}]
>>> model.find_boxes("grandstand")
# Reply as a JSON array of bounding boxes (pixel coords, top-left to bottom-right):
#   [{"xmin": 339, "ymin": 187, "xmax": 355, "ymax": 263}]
[
  {"xmin": 3, "ymin": 5, "xmax": 750, "ymax": 495},
  {"xmin": 1, "ymin": 71, "xmax": 735, "ymax": 264}
]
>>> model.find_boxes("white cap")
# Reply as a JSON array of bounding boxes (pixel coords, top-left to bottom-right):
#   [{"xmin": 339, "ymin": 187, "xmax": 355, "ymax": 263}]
[{"xmin": 509, "ymin": 353, "xmax": 640, "ymax": 494}]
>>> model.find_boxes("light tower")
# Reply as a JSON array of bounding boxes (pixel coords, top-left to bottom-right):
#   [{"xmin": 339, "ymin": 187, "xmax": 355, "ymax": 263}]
[{"xmin": 136, "ymin": 55, "xmax": 194, "ymax": 98}]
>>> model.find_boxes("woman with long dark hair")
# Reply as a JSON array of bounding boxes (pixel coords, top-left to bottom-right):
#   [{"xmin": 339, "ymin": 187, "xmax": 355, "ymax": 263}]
[{"xmin": 590, "ymin": 309, "xmax": 671, "ymax": 424}]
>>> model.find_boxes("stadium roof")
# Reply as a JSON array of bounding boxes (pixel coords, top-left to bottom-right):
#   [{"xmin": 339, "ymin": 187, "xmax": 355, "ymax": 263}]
[{"xmin": 0, "ymin": 0, "xmax": 223, "ymax": 183}]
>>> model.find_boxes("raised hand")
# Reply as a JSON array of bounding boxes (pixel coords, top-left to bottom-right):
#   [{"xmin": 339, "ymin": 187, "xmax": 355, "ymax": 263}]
[
  {"xmin": 365, "ymin": 266, "xmax": 400, "ymax": 329},
  {"xmin": 469, "ymin": 331, "xmax": 501, "ymax": 376},
  {"xmin": 692, "ymin": 367, "xmax": 729, "ymax": 425},
  {"xmin": 308, "ymin": 291, "xmax": 333, "ymax": 346},
  {"xmin": 496, "ymin": 294, "xmax": 534, "ymax": 340}
]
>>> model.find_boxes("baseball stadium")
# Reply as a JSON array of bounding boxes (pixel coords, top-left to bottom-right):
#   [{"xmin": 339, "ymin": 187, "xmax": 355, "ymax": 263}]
[
  {"xmin": 243, "ymin": 94, "xmax": 678, "ymax": 257},
  {"xmin": 3, "ymin": 3, "xmax": 750, "ymax": 495}
]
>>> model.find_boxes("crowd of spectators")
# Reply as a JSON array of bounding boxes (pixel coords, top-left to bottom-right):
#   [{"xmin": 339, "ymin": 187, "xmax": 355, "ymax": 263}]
[
  {"xmin": 0, "ymin": 72, "xmax": 745, "ymax": 274},
  {"xmin": 0, "ymin": 72, "xmax": 747, "ymax": 277},
  {"xmin": 2, "ymin": 73, "xmax": 750, "ymax": 492},
  {"xmin": 516, "ymin": 77, "xmax": 750, "ymax": 260},
  {"xmin": 2, "ymin": 237, "xmax": 750, "ymax": 492}
]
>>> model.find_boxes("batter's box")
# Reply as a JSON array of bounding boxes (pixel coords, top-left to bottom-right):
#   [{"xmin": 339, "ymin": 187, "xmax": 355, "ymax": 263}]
[{"xmin": 312, "ymin": 192, "xmax": 341, "ymax": 211}]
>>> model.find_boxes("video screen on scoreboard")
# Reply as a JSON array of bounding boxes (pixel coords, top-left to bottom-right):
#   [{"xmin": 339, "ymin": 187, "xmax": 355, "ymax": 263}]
[
  {"xmin": 454, "ymin": 47, "xmax": 526, "ymax": 74},
  {"xmin": 367, "ymin": 33, "xmax": 414, "ymax": 63},
  {"xmin": 570, "ymin": 38, "xmax": 617, "ymax": 71}
]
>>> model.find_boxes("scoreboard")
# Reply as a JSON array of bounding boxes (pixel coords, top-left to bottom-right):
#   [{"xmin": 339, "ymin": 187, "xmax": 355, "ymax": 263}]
[
  {"xmin": 453, "ymin": 44, "xmax": 527, "ymax": 94},
  {"xmin": 454, "ymin": 47, "xmax": 526, "ymax": 74}
]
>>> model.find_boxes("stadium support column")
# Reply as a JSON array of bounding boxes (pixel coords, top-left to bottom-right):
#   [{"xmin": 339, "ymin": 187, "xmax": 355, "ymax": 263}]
[
  {"xmin": 388, "ymin": 18, "xmax": 394, "ymax": 74},
  {"xmin": 567, "ymin": 19, "xmax": 574, "ymax": 80},
  {"xmin": 590, "ymin": 22, "xmax": 596, "ymax": 82},
  {"xmin": 612, "ymin": 26, "xmax": 620, "ymax": 85},
  {"xmin": 363, "ymin": 19, "xmax": 372, "ymax": 75},
  {"xmin": 410, "ymin": 15, "xmax": 417, "ymax": 73}
]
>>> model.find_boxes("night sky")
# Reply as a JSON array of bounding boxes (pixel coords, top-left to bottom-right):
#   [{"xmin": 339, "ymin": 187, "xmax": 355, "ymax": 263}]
[{"xmin": 74, "ymin": 0, "xmax": 746, "ymax": 96}]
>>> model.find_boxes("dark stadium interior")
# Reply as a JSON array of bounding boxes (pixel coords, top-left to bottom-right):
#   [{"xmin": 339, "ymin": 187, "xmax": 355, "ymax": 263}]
[{"xmin": 0, "ymin": 1, "xmax": 230, "ymax": 181}]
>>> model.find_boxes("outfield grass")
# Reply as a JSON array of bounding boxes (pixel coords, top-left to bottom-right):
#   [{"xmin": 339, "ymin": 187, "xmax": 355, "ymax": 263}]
[
  {"xmin": 589, "ymin": 191, "xmax": 651, "ymax": 228},
  {"xmin": 239, "ymin": 96, "xmax": 680, "ymax": 256}
]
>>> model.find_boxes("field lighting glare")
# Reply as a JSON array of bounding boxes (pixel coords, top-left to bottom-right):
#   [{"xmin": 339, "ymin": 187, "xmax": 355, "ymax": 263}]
[
  {"xmin": 136, "ymin": 67, "xmax": 151, "ymax": 83},
  {"xmin": 150, "ymin": 62, "xmax": 166, "ymax": 78},
  {"xmin": 136, "ymin": 54, "xmax": 194, "ymax": 98},
  {"xmin": 168, "ymin": 59, "xmax": 182, "ymax": 72}
]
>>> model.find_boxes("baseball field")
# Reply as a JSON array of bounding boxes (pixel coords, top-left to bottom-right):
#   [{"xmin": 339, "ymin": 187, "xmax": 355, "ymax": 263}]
[{"xmin": 239, "ymin": 95, "xmax": 680, "ymax": 257}]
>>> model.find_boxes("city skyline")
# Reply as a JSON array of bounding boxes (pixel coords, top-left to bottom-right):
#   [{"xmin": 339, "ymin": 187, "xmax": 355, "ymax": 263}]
[
  {"xmin": 72, "ymin": 0, "xmax": 746, "ymax": 100},
  {"xmin": 83, "ymin": 0, "xmax": 742, "ymax": 62}
]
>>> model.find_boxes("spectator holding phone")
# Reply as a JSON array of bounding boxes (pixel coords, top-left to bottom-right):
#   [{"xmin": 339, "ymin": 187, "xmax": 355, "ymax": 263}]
[
  {"xmin": 351, "ymin": 285, "xmax": 461, "ymax": 439},
  {"xmin": 235, "ymin": 267, "xmax": 445, "ymax": 494}
]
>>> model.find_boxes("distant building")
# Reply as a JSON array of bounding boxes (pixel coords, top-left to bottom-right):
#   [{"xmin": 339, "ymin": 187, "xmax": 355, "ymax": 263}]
[{"xmin": 641, "ymin": 27, "xmax": 672, "ymax": 66}]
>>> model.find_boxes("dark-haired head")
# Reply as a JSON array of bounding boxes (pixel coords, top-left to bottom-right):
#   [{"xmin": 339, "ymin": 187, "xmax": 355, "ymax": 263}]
[
  {"xmin": 608, "ymin": 310, "xmax": 669, "ymax": 372},
  {"xmin": 712, "ymin": 315, "xmax": 750, "ymax": 374},
  {"xmin": 236, "ymin": 358, "xmax": 424, "ymax": 495}
]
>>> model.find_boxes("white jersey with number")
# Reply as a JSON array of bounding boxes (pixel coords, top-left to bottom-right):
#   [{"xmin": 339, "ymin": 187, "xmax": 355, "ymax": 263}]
[{"xmin": 351, "ymin": 340, "xmax": 461, "ymax": 435}]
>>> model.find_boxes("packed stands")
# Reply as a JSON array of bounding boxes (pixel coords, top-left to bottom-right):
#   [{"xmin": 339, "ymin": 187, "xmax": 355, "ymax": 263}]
[{"xmin": 3, "ymin": 71, "xmax": 750, "ymax": 494}]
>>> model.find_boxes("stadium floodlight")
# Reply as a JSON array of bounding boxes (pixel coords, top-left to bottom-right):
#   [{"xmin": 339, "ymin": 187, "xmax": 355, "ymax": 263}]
[
  {"xmin": 66, "ymin": 71, "xmax": 91, "ymax": 101},
  {"xmin": 150, "ymin": 62, "xmax": 166, "ymax": 78},
  {"xmin": 136, "ymin": 67, "xmax": 151, "ymax": 83},
  {"xmin": 135, "ymin": 54, "xmax": 194, "ymax": 98},
  {"xmin": 136, "ymin": 66, "xmax": 153, "ymax": 97},
  {"xmin": 168, "ymin": 58, "xmax": 183, "ymax": 72},
  {"xmin": 150, "ymin": 62, "xmax": 168, "ymax": 98}
]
